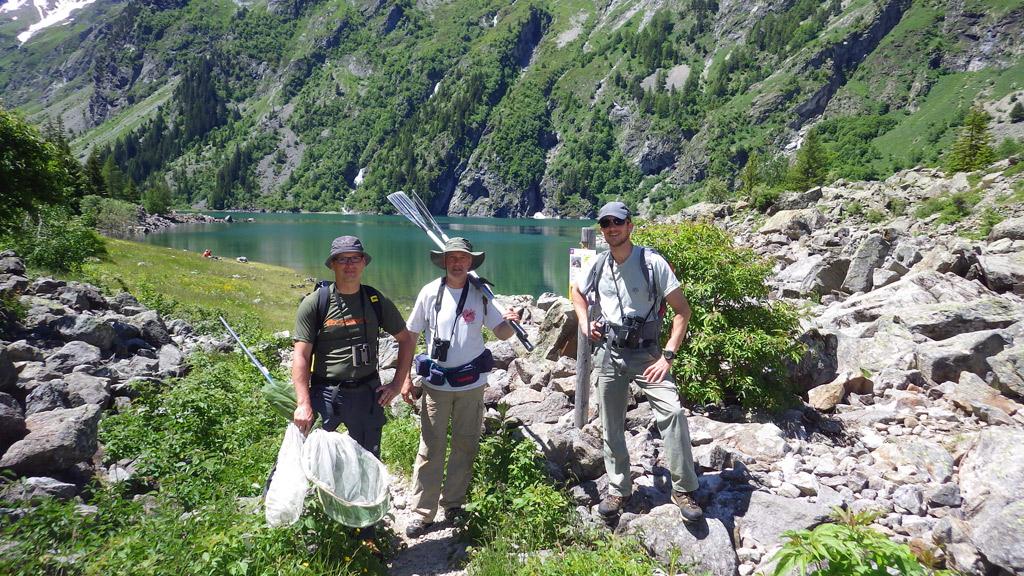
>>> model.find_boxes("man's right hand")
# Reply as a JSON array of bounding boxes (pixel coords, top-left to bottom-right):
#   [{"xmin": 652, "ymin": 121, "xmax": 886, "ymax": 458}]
[
  {"xmin": 588, "ymin": 320, "xmax": 605, "ymax": 343},
  {"xmin": 293, "ymin": 402, "xmax": 314, "ymax": 434}
]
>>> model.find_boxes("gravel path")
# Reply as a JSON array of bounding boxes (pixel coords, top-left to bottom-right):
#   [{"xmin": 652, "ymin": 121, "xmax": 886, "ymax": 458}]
[{"xmin": 384, "ymin": 477, "xmax": 468, "ymax": 576}]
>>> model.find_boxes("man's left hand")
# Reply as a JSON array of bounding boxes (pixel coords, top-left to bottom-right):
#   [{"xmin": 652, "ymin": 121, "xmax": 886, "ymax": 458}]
[
  {"xmin": 643, "ymin": 356, "xmax": 671, "ymax": 384},
  {"xmin": 376, "ymin": 381, "xmax": 402, "ymax": 407}
]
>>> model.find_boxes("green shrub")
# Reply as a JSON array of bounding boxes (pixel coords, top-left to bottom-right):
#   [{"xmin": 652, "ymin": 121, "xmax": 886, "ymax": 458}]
[
  {"xmin": 914, "ymin": 190, "xmax": 981, "ymax": 224},
  {"xmin": 845, "ymin": 200, "xmax": 864, "ymax": 217},
  {"xmin": 973, "ymin": 207, "xmax": 1004, "ymax": 239},
  {"xmin": 468, "ymin": 532, "xmax": 660, "ymax": 576},
  {"xmin": 380, "ymin": 406, "xmax": 420, "ymax": 477},
  {"xmin": 749, "ymin": 184, "xmax": 781, "ymax": 212},
  {"xmin": 465, "ymin": 408, "xmax": 572, "ymax": 547},
  {"xmin": 772, "ymin": 508, "xmax": 955, "ymax": 576},
  {"xmin": 864, "ymin": 208, "xmax": 886, "ymax": 224},
  {"xmin": 0, "ymin": 206, "xmax": 106, "ymax": 272},
  {"xmin": 79, "ymin": 194, "xmax": 142, "ymax": 237},
  {"xmin": 632, "ymin": 222, "xmax": 804, "ymax": 408}
]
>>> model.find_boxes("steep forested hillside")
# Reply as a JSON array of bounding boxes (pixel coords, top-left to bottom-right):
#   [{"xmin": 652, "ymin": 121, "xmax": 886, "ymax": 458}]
[{"xmin": 2, "ymin": 0, "xmax": 1022, "ymax": 216}]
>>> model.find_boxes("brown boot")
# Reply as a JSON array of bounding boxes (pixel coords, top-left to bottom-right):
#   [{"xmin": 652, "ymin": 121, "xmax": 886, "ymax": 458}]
[
  {"xmin": 672, "ymin": 491, "xmax": 703, "ymax": 523},
  {"xmin": 598, "ymin": 493, "xmax": 628, "ymax": 518}
]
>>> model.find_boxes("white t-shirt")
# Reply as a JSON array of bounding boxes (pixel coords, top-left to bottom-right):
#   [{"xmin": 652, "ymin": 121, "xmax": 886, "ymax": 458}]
[
  {"xmin": 407, "ymin": 277, "xmax": 504, "ymax": 391},
  {"xmin": 575, "ymin": 246, "xmax": 680, "ymax": 325}
]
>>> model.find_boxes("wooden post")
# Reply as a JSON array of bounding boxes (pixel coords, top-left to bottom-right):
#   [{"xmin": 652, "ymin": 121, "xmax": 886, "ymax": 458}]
[{"xmin": 574, "ymin": 227, "xmax": 596, "ymax": 429}]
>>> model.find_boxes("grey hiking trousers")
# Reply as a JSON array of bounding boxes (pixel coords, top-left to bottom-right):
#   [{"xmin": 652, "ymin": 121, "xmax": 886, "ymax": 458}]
[{"xmin": 596, "ymin": 344, "xmax": 699, "ymax": 497}]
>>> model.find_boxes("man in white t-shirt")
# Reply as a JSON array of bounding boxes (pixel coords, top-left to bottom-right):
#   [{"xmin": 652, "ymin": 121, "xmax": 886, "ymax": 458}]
[
  {"xmin": 569, "ymin": 201, "xmax": 703, "ymax": 523},
  {"xmin": 401, "ymin": 237, "xmax": 520, "ymax": 537}
]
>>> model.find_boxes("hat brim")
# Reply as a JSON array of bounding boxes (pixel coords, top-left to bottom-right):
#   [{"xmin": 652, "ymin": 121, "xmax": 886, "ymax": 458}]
[
  {"xmin": 430, "ymin": 249, "xmax": 485, "ymax": 271},
  {"xmin": 325, "ymin": 252, "xmax": 372, "ymax": 268}
]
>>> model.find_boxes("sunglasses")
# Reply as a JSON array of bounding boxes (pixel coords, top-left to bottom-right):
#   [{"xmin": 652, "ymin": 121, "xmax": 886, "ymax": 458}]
[
  {"xmin": 333, "ymin": 255, "xmax": 364, "ymax": 264},
  {"xmin": 598, "ymin": 217, "xmax": 626, "ymax": 228}
]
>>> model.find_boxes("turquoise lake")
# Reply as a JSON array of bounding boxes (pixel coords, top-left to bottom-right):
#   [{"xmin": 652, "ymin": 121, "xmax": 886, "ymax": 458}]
[{"xmin": 141, "ymin": 212, "xmax": 592, "ymax": 306}]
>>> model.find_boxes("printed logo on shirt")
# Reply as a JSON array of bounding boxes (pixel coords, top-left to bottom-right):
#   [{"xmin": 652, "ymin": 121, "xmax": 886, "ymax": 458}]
[
  {"xmin": 325, "ymin": 318, "xmax": 365, "ymax": 327},
  {"xmin": 462, "ymin": 308, "xmax": 476, "ymax": 323}
]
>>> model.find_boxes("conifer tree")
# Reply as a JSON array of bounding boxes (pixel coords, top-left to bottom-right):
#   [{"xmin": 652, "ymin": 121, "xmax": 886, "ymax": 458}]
[
  {"xmin": 788, "ymin": 129, "xmax": 828, "ymax": 191},
  {"xmin": 1010, "ymin": 102, "xmax": 1024, "ymax": 123},
  {"xmin": 946, "ymin": 106, "xmax": 994, "ymax": 173},
  {"xmin": 85, "ymin": 148, "xmax": 107, "ymax": 196}
]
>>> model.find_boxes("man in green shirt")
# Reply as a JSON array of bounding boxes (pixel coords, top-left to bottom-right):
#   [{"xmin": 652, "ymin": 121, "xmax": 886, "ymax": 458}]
[{"xmin": 291, "ymin": 236, "xmax": 415, "ymax": 458}]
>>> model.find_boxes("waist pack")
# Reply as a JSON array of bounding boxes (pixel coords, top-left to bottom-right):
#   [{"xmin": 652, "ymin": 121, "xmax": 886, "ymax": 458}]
[{"xmin": 415, "ymin": 349, "xmax": 495, "ymax": 388}]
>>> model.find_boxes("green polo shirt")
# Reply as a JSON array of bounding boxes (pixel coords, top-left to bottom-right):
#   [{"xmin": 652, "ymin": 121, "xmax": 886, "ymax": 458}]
[{"xmin": 293, "ymin": 283, "xmax": 405, "ymax": 381}]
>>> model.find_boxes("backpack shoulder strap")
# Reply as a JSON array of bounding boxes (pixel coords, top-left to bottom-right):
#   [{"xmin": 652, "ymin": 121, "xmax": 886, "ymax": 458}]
[
  {"xmin": 361, "ymin": 284, "xmax": 384, "ymax": 329},
  {"xmin": 310, "ymin": 280, "xmax": 332, "ymax": 362},
  {"xmin": 581, "ymin": 251, "xmax": 611, "ymax": 301}
]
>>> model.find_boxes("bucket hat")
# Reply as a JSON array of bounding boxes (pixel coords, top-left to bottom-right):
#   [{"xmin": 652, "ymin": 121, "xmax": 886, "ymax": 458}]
[
  {"xmin": 325, "ymin": 235, "xmax": 372, "ymax": 268},
  {"xmin": 430, "ymin": 237, "xmax": 485, "ymax": 270}
]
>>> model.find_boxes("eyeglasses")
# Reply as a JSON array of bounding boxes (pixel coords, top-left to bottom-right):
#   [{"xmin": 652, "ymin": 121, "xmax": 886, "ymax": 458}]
[
  {"xmin": 333, "ymin": 255, "xmax": 364, "ymax": 264},
  {"xmin": 599, "ymin": 217, "xmax": 626, "ymax": 228}
]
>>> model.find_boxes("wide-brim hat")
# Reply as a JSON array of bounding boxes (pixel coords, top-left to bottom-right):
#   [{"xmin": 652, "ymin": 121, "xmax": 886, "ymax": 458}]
[
  {"xmin": 430, "ymin": 237, "xmax": 485, "ymax": 270},
  {"xmin": 325, "ymin": 235, "xmax": 372, "ymax": 268}
]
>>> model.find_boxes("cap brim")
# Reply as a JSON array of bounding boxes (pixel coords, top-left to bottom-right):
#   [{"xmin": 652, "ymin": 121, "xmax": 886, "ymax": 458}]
[{"xmin": 430, "ymin": 250, "xmax": 485, "ymax": 270}]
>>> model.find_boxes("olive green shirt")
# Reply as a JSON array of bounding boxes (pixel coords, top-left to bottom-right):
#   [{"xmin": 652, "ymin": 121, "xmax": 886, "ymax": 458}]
[{"xmin": 293, "ymin": 283, "xmax": 405, "ymax": 381}]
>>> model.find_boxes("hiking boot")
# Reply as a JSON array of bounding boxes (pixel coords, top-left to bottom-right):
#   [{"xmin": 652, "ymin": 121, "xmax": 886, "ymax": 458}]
[
  {"xmin": 405, "ymin": 518, "xmax": 432, "ymax": 538},
  {"xmin": 597, "ymin": 494, "xmax": 628, "ymax": 518},
  {"xmin": 672, "ymin": 491, "xmax": 703, "ymax": 523},
  {"xmin": 445, "ymin": 507, "xmax": 467, "ymax": 526}
]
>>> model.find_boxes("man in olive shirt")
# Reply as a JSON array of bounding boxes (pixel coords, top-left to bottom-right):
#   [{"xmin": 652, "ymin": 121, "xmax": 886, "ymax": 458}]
[{"xmin": 291, "ymin": 236, "xmax": 415, "ymax": 457}]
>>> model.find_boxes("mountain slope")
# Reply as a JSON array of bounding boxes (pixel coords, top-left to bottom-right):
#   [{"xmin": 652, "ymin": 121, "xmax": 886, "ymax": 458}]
[{"xmin": 2, "ymin": 0, "xmax": 1022, "ymax": 216}]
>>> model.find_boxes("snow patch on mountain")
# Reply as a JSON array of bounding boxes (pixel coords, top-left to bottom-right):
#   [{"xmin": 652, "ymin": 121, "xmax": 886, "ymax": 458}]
[{"xmin": 1, "ymin": 0, "xmax": 98, "ymax": 43}]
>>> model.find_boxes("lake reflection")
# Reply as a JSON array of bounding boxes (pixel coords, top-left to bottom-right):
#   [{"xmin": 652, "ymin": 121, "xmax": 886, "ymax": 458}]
[{"xmin": 142, "ymin": 213, "xmax": 592, "ymax": 306}]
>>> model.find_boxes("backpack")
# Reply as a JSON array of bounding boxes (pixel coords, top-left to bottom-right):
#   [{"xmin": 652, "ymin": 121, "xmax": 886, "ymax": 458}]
[
  {"xmin": 310, "ymin": 280, "xmax": 385, "ymax": 355},
  {"xmin": 580, "ymin": 247, "xmax": 667, "ymax": 321}
]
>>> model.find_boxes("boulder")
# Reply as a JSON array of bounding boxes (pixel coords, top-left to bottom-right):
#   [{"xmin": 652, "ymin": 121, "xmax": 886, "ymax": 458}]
[
  {"xmin": 786, "ymin": 329, "xmax": 839, "ymax": 391},
  {"xmin": 157, "ymin": 344, "xmax": 187, "ymax": 377},
  {"xmin": 775, "ymin": 255, "xmax": 849, "ymax": 297},
  {"xmin": 759, "ymin": 208, "xmax": 826, "ymax": 239},
  {"xmin": 687, "ymin": 417, "xmax": 790, "ymax": 462},
  {"xmin": 0, "ymin": 404, "xmax": 102, "ymax": 475},
  {"xmin": 53, "ymin": 315, "xmax": 116, "ymax": 351},
  {"xmin": 106, "ymin": 291, "xmax": 141, "ymax": 313},
  {"xmin": 46, "ymin": 341, "xmax": 103, "ymax": 373},
  {"xmin": 485, "ymin": 339, "xmax": 517, "ymax": 370},
  {"xmin": 988, "ymin": 343, "xmax": 1024, "ymax": 400},
  {"xmin": 5, "ymin": 340, "xmax": 44, "ymax": 362},
  {"xmin": 0, "ymin": 391, "xmax": 26, "ymax": 445},
  {"xmin": 734, "ymin": 490, "xmax": 832, "ymax": 549},
  {"xmin": 0, "ymin": 344, "xmax": 16, "ymax": 393},
  {"xmin": 768, "ymin": 187, "xmax": 823, "ymax": 213},
  {"xmin": 948, "ymin": 372, "xmax": 1018, "ymax": 425},
  {"xmin": 27, "ymin": 277, "xmax": 64, "ymax": 295},
  {"xmin": 620, "ymin": 505, "xmax": 738, "ymax": 576},
  {"xmin": 914, "ymin": 329, "xmax": 1009, "ymax": 384},
  {"xmin": 959, "ymin": 428, "xmax": 1024, "ymax": 574},
  {"xmin": 24, "ymin": 380, "xmax": 68, "ymax": 415},
  {"xmin": 129, "ymin": 310, "xmax": 172, "ymax": 347},
  {"xmin": 533, "ymin": 300, "xmax": 578, "ymax": 362},
  {"xmin": 841, "ymin": 234, "xmax": 891, "ymax": 294},
  {"xmin": 893, "ymin": 298, "xmax": 1021, "ymax": 341},
  {"xmin": 975, "ymin": 252, "xmax": 1024, "ymax": 293},
  {"xmin": 807, "ymin": 380, "xmax": 846, "ymax": 411},
  {"xmin": 872, "ymin": 437, "xmax": 954, "ymax": 483},
  {"xmin": 0, "ymin": 253, "xmax": 26, "ymax": 275},
  {"xmin": 544, "ymin": 424, "xmax": 605, "ymax": 481},
  {"xmin": 0, "ymin": 273, "xmax": 28, "ymax": 295},
  {"xmin": 0, "ymin": 476, "xmax": 79, "ymax": 502},
  {"xmin": 988, "ymin": 216, "xmax": 1024, "ymax": 241},
  {"xmin": 57, "ymin": 283, "xmax": 106, "ymax": 311},
  {"xmin": 506, "ymin": 391, "xmax": 571, "ymax": 425},
  {"xmin": 64, "ymin": 372, "xmax": 112, "ymax": 409}
]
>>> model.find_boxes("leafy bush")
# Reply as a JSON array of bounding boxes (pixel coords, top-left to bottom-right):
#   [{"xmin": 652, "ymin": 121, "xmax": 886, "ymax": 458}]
[
  {"xmin": 772, "ymin": 508, "xmax": 955, "ymax": 576},
  {"xmin": 468, "ymin": 532, "xmax": 660, "ymax": 576},
  {"xmin": 465, "ymin": 407, "xmax": 572, "ymax": 547},
  {"xmin": 80, "ymin": 194, "xmax": 143, "ymax": 237},
  {"xmin": 632, "ymin": 222, "xmax": 804, "ymax": 408},
  {"xmin": 380, "ymin": 405, "xmax": 420, "ymax": 477},
  {"xmin": 914, "ymin": 190, "xmax": 981, "ymax": 224},
  {"xmin": 0, "ymin": 106, "xmax": 70, "ymax": 226},
  {"xmin": 0, "ymin": 206, "xmax": 106, "ymax": 272},
  {"xmin": 748, "ymin": 184, "xmax": 781, "ymax": 213},
  {"xmin": 864, "ymin": 208, "xmax": 886, "ymax": 224}
]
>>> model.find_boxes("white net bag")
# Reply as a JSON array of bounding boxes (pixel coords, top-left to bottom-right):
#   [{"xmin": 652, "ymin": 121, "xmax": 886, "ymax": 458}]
[{"xmin": 300, "ymin": 429, "xmax": 391, "ymax": 528}]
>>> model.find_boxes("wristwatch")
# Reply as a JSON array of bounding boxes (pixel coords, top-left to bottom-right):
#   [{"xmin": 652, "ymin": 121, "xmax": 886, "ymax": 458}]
[{"xmin": 662, "ymin": 349, "xmax": 676, "ymax": 362}]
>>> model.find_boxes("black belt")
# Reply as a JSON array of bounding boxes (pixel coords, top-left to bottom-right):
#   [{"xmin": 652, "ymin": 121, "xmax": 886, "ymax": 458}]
[
  {"xmin": 311, "ymin": 373, "xmax": 378, "ymax": 389},
  {"xmin": 604, "ymin": 337, "xmax": 658, "ymax": 350}
]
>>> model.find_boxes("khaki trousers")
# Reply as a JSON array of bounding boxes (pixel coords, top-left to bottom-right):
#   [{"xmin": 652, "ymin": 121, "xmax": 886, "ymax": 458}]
[
  {"xmin": 410, "ymin": 384, "xmax": 486, "ymax": 522},
  {"xmin": 596, "ymin": 345, "xmax": 699, "ymax": 497}
]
